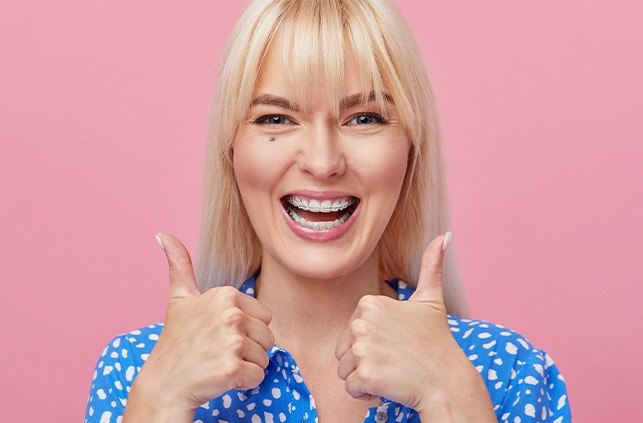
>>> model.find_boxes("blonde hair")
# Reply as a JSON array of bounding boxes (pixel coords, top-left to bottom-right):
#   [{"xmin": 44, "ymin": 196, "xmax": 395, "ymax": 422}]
[{"xmin": 194, "ymin": 0, "xmax": 469, "ymax": 317}]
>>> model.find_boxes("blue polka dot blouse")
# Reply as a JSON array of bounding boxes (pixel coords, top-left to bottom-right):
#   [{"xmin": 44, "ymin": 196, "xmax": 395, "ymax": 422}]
[{"xmin": 85, "ymin": 275, "xmax": 571, "ymax": 422}]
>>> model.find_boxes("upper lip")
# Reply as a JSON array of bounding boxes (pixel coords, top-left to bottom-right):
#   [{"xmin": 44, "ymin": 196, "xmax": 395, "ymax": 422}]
[
  {"xmin": 281, "ymin": 189, "xmax": 359, "ymax": 200},
  {"xmin": 281, "ymin": 189, "xmax": 359, "ymax": 201}
]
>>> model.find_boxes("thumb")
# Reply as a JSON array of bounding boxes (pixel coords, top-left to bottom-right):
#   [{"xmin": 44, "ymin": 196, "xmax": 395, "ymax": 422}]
[
  {"xmin": 155, "ymin": 232, "xmax": 202, "ymax": 302},
  {"xmin": 409, "ymin": 231, "xmax": 452, "ymax": 305}
]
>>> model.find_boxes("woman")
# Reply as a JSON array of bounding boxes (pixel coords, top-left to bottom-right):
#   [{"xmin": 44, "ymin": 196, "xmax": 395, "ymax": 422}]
[{"xmin": 85, "ymin": 1, "xmax": 571, "ymax": 422}]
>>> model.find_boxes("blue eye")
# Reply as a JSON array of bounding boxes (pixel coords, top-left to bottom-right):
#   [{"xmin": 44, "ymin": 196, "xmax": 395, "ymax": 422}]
[
  {"xmin": 347, "ymin": 113, "xmax": 386, "ymax": 126},
  {"xmin": 256, "ymin": 115, "xmax": 293, "ymax": 125}
]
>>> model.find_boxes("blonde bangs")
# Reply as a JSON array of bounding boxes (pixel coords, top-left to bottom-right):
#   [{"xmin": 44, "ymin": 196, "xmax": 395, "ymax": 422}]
[{"xmin": 273, "ymin": 0, "xmax": 344, "ymax": 116}]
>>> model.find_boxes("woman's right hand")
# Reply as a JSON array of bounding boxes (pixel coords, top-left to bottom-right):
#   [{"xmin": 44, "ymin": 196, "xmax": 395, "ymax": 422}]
[{"xmin": 123, "ymin": 233, "xmax": 274, "ymax": 421}]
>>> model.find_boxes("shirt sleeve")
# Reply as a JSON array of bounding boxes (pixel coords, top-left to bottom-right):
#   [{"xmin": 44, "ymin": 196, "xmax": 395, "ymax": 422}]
[
  {"xmin": 497, "ymin": 347, "xmax": 571, "ymax": 422},
  {"xmin": 84, "ymin": 334, "xmax": 142, "ymax": 423}
]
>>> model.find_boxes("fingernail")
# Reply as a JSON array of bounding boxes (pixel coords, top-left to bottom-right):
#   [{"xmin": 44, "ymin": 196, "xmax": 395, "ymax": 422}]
[
  {"xmin": 154, "ymin": 233, "xmax": 165, "ymax": 251},
  {"xmin": 441, "ymin": 231, "xmax": 452, "ymax": 252}
]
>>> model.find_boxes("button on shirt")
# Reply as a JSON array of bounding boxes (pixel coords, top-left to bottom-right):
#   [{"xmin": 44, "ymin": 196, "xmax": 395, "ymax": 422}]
[{"xmin": 85, "ymin": 275, "xmax": 571, "ymax": 422}]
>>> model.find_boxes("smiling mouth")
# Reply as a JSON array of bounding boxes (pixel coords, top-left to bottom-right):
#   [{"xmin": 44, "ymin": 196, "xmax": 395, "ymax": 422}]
[{"xmin": 281, "ymin": 195, "xmax": 360, "ymax": 231}]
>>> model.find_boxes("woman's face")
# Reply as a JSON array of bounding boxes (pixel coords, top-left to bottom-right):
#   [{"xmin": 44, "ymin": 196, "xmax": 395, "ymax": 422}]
[{"xmin": 232, "ymin": 48, "xmax": 410, "ymax": 280}]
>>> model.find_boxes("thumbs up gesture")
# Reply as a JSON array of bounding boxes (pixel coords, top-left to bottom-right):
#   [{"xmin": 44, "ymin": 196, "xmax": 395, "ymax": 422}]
[
  {"xmin": 124, "ymin": 233, "xmax": 275, "ymax": 419},
  {"xmin": 334, "ymin": 232, "xmax": 493, "ymax": 417}
]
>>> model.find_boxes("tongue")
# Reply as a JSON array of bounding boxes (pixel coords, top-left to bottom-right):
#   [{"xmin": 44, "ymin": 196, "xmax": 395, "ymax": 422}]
[{"xmin": 299, "ymin": 210, "xmax": 344, "ymax": 222}]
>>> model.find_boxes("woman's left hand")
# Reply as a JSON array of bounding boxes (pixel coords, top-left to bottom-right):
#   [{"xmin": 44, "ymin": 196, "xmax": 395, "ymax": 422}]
[{"xmin": 334, "ymin": 233, "xmax": 496, "ymax": 421}]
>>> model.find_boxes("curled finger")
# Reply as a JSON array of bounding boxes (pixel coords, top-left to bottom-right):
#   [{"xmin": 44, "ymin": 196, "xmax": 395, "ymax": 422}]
[
  {"xmin": 245, "ymin": 315, "xmax": 275, "ymax": 351},
  {"xmin": 233, "ymin": 361, "xmax": 267, "ymax": 390},
  {"xmin": 336, "ymin": 347, "xmax": 357, "ymax": 381},
  {"xmin": 334, "ymin": 328, "xmax": 352, "ymax": 361},
  {"xmin": 236, "ymin": 293, "xmax": 273, "ymax": 325},
  {"xmin": 242, "ymin": 337, "xmax": 271, "ymax": 370},
  {"xmin": 344, "ymin": 366, "xmax": 377, "ymax": 400}
]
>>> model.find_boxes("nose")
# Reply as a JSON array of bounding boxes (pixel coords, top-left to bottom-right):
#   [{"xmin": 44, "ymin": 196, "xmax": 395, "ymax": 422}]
[{"xmin": 296, "ymin": 124, "xmax": 346, "ymax": 179}]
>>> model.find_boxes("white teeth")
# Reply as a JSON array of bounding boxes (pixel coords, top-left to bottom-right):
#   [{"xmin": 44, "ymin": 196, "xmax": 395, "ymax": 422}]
[
  {"xmin": 287, "ymin": 208, "xmax": 351, "ymax": 230},
  {"xmin": 284, "ymin": 195, "xmax": 358, "ymax": 231},
  {"xmin": 287, "ymin": 196, "xmax": 354, "ymax": 213}
]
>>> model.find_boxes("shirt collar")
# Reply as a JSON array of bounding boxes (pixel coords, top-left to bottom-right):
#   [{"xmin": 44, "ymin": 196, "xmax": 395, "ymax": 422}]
[
  {"xmin": 239, "ymin": 273, "xmax": 416, "ymax": 302},
  {"xmin": 239, "ymin": 273, "xmax": 416, "ymax": 360}
]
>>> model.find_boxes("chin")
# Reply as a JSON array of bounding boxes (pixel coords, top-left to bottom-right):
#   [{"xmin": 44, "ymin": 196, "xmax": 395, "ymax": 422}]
[
  {"xmin": 285, "ymin": 262, "xmax": 354, "ymax": 280},
  {"xmin": 276, "ymin": 243, "xmax": 374, "ymax": 281}
]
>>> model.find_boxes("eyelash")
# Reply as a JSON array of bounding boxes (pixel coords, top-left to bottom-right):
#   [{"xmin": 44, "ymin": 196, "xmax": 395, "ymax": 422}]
[
  {"xmin": 254, "ymin": 113, "xmax": 387, "ymax": 126},
  {"xmin": 347, "ymin": 113, "xmax": 387, "ymax": 126},
  {"xmin": 255, "ymin": 114, "xmax": 293, "ymax": 126}
]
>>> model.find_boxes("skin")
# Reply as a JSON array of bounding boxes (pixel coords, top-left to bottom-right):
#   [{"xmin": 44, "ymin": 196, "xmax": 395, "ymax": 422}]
[{"xmin": 123, "ymin": 46, "xmax": 496, "ymax": 422}]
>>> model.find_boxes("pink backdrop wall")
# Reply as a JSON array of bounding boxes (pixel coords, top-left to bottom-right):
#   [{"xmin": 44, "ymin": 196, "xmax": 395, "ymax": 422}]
[{"xmin": 2, "ymin": 1, "xmax": 641, "ymax": 421}]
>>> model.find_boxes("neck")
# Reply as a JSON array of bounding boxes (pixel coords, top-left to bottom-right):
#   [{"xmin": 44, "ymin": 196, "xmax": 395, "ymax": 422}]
[{"xmin": 255, "ymin": 249, "xmax": 396, "ymax": 357}]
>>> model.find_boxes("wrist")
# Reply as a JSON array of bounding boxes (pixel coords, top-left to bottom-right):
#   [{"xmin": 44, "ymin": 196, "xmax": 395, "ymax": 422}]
[
  {"xmin": 123, "ymin": 368, "xmax": 196, "ymax": 422},
  {"xmin": 417, "ymin": 359, "xmax": 496, "ymax": 422}
]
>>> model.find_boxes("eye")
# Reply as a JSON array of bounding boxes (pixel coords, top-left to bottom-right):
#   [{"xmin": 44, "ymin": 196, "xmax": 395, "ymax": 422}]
[
  {"xmin": 255, "ymin": 114, "xmax": 294, "ymax": 126},
  {"xmin": 346, "ymin": 113, "xmax": 386, "ymax": 126}
]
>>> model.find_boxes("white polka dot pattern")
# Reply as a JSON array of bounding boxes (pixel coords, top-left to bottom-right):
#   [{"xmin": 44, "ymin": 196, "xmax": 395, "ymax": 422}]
[{"xmin": 84, "ymin": 275, "xmax": 571, "ymax": 422}]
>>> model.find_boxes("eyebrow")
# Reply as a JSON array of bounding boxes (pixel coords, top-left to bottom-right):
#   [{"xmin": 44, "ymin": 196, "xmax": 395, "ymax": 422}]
[
  {"xmin": 340, "ymin": 91, "xmax": 394, "ymax": 110},
  {"xmin": 250, "ymin": 91, "xmax": 394, "ymax": 112},
  {"xmin": 250, "ymin": 94, "xmax": 300, "ymax": 111}
]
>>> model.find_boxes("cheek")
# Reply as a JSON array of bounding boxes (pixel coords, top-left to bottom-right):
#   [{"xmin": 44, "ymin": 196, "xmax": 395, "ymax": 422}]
[
  {"xmin": 233, "ymin": 140, "xmax": 281, "ymax": 195},
  {"xmin": 352, "ymin": 138, "xmax": 410, "ymax": 193},
  {"xmin": 233, "ymin": 142, "xmax": 276, "ymax": 235}
]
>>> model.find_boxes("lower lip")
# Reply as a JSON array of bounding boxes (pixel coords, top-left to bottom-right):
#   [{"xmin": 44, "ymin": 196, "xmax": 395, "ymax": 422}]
[{"xmin": 280, "ymin": 202, "xmax": 360, "ymax": 242}]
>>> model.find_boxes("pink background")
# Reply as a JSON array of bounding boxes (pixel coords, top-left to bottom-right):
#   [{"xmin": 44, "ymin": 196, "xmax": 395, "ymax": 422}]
[{"xmin": 1, "ymin": 1, "xmax": 641, "ymax": 421}]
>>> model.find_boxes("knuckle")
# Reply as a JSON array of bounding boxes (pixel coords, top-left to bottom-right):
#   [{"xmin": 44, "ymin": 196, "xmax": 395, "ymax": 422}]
[
  {"xmin": 218, "ymin": 285, "xmax": 240, "ymax": 300},
  {"xmin": 421, "ymin": 260, "xmax": 443, "ymax": 276},
  {"xmin": 346, "ymin": 385, "xmax": 361, "ymax": 399},
  {"xmin": 169, "ymin": 254, "xmax": 193, "ymax": 273},
  {"xmin": 350, "ymin": 318, "xmax": 369, "ymax": 337},
  {"xmin": 351, "ymin": 341, "xmax": 369, "ymax": 359},
  {"xmin": 355, "ymin": 364, "xmax": 374, "ymax": 382},
  {"xmin": 226, "ymin": 333, "xmax": 246, "ymax": 353},
  {"xmin": 222, "ymin": 307, "xmax": 245, "ymax": 326},
  {"xmin": 221, "ymin": 357, "xmax": 244, "ymax": 378},
  {"xmin": 358, "ymin": 295, "xmax": 379, "ymax": 311}
]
